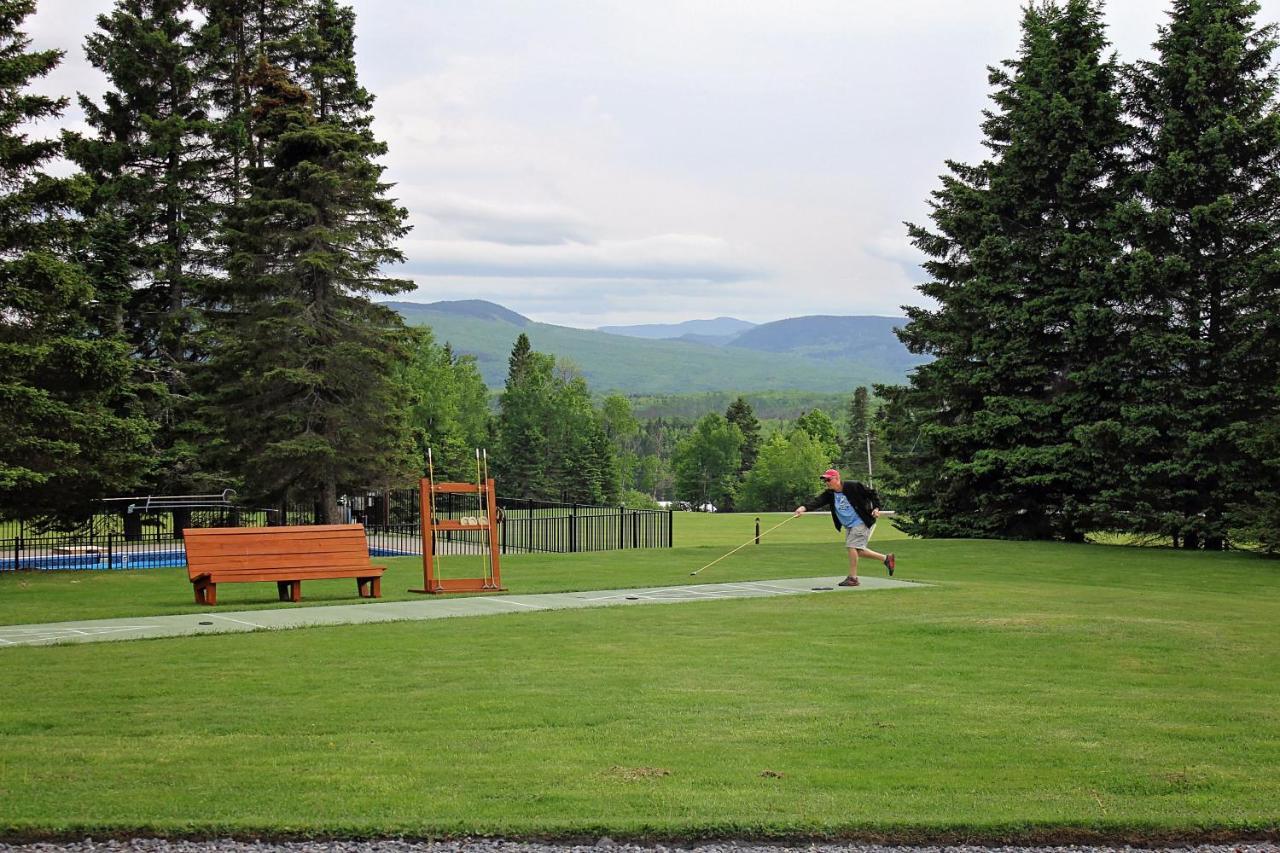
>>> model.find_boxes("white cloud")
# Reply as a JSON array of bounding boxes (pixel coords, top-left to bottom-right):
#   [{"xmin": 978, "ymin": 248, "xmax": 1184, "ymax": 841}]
[
  {"xmin": 865, "ymin": 230, "xmax": 928, "ymax": 282},
  {"xmin": 417, "ymin": 194, "xmax": 593, "ymax": 245},
  {"xmin": 23, "ymin": 0, "xmax": 1280, "ymax": 327},
  {"xmin": 402, "ymin": 233, "xmax": 764, "ymax": 282}
]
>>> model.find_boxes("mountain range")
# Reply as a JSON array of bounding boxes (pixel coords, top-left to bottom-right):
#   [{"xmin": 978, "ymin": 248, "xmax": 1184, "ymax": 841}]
[{"xmin": 381, "ymin": 300, "xmax": 928, "ymax": 395}]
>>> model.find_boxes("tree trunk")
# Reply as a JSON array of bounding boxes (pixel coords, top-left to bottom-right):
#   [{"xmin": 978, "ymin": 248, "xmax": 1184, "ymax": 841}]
[{"xmin": 319, "ymin": 480, "xmax": 341, "ymax": 524}]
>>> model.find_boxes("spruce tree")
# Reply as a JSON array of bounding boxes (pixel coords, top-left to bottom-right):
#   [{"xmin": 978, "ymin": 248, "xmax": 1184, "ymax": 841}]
[
  {"xmin": 495, "ymin": 335, "xmax": 556, "ymax": 499},
  {"xmin": 547, "ymin": 365, "xmax": 615, "ymax": 504},
  {"xmin": 0, "ymin": 0, "xmax": 150, "ymax": 523},
  {"xmin": 722, "ymin": 396, "xmax": 760, "ymax": 511},
  {"xmin": 200, "ymin": 58, "xmax": 414, "ymax": 519},
  {"xmin": 67, "ymin": 0, "xmax": 222, "ymax": 493},
  {"xmin": 195, "ymin": 0, "xmax": 312, "ymax": 199},
  {"xmin": 894, "ymin": 0, "xmax": 1129, "ymax": 540},
  {"xmin": 839, "ymin": 386, "xmax": 884, "ymax": 484},
  {"xmin": 1116, "ymin": 0, "xmax": 1280, "ymax": 549},
  {"xmin": 303, "ymin": 0, "xmax": 371, "ymax": 128}
]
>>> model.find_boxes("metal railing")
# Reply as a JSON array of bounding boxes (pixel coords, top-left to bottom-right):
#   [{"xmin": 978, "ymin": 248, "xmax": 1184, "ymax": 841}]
[{"xmin": 1, "ymin": 490, "xmax": 672, "ymax": 572}]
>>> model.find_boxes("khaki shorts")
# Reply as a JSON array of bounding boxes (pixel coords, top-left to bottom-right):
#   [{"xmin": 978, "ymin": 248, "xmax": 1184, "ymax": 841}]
[{"xmin": 844, "ymin": 524, "xmax": 873, "ymax": 550}]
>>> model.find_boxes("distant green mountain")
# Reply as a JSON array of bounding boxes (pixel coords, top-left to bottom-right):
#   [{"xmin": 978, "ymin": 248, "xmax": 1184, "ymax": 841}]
[
  {"xmin": 382, "ymin": 300, "xmax": 920, "ymax": 394},
  {"xmin": 598, "ymin": 317, "xmax": 755, "ymax": 339},
  {"xmin": 728, "ymin": 315, "xmax": 928, "ymax": 377}
]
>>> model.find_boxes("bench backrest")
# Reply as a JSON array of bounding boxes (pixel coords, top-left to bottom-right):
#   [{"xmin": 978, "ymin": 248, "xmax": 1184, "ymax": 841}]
[{"xmin": 184, "ymin": 524, "xmax": 373, "ymax": 581}]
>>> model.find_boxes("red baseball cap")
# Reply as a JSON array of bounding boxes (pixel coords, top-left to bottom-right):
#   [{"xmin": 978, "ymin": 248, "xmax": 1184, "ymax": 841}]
[{"xmin": 820, "ymin": 468, "xmax": 840, "ymax": 481}]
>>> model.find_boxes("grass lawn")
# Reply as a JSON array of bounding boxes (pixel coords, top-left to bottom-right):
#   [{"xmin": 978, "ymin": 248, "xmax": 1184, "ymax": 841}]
[{"xmin": 1, "ymin": 513, "xmax": 1278, "ymax": 841}]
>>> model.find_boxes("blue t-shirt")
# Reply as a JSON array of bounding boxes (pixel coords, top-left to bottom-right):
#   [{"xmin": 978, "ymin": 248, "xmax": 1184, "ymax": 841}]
[{"xmin": 833, "ymin": 492, "xmax": 864, "ymax": 530}]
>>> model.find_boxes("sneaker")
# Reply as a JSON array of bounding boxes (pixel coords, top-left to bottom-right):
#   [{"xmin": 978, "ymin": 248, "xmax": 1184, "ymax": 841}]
[
  {"xmin": 884, "ymin": 554, "xmax": 896, "ymax": 576},
  {"xmin": 837, "ymin": 576, "xmax": 860, "ymax": 587}
]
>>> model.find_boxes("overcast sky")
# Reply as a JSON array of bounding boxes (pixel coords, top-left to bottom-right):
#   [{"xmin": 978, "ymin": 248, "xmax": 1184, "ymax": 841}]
[{"xmin": 23, "ymin": 1, "xmax": 1280, "ymax": 328}]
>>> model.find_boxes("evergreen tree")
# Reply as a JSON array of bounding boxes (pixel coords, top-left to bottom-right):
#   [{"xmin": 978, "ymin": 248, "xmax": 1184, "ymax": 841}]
[
  {"xmin": 302, "ymin": 0, "xmax": 371, "ymax": 128},
  {"xmin": 547, "ymin": 363, "xmax": 615, "ymax": 504},
  {"xmin": 195, "ymin": 0, "xmax": 312, "ymax": 199},
  {"xmin": 894, "ymin": 0, "xmax": 1129, "ymax": 540},
  {"xmin": 200, "ymin": 58, "xmax": 414, "ymax": 519},
  {"xmin": 507, "ymin": 332, "xmax": 534, "ymax": 384},
  {"xmin": 67, "ymin": 0, "xmax": 222, "ymax": 493},
  {"xmin": 0, "ymin": 0, "xmax": 150, "ymax": 523},
  {"xmin": 722, "ymin": 396, "xmax": 760, "ymax": 511},
  {"xmin": 724, "ymin": 396, "xmax": 761, "ymax": 471},
  {"xmin": 494, "ymin": 341, "xmax": 618, "ymax": 503},
  {"xmin": 1115, "ymin": 0, "xmax": 1280, "ymax": 549},
  {"xmin": 838, "ymin": 386, "xmax": 886, "ymax": 484},
  {"xmin": 1225, "ymin": 387, "xmax": 1280, "ymax": 553},
  {"xmin": 495, "ymin": 335, "xmax": 555, "ymax": 499}
]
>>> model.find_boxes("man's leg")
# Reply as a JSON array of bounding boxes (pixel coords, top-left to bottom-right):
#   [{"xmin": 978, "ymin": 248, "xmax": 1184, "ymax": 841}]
[
  {"xmin": 857, "ymin": 547, "xmax": 896, "ymax": 576},
  {"xmin": 838, "ymin": 548, "xmax": 860, "ymax": 586}
]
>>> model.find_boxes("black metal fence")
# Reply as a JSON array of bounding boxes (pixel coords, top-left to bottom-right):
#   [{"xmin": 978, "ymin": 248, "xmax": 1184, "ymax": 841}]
[{"xmin": 0, "ymin": 489, "xmax": 672, "ymax": 572}]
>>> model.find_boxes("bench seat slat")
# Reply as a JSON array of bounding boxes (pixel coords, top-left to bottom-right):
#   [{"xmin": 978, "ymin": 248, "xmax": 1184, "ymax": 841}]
[
  {"xmin": 203, "ymin": 562, "xmax": 385, "ymax": 577},
  {"xmin": 202, "ymin": 563, "xmax": 384, "ymax": 578}
]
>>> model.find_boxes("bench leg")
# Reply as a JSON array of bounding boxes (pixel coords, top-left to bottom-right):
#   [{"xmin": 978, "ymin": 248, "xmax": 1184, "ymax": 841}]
[
  {"xmin": 276, "ymin": 580, "xmax": 302, "ymax": 602},
  {"xmin": 194, "ymin": 581, "xmax": 216, "ymax": 606},
  {"xmin": 358, "ymin": 577, "xmax": 382, "ymax": 598}
]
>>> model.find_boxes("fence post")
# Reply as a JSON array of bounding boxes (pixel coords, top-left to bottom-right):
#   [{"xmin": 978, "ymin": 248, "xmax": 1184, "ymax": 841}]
[
  {"xmin": 106, "ymin": 531, "xmax": 114, "ymax": 570},
  {"xmin": 619, "ymin": 505, "xmax": 625, "ymax": 549},
  {"xmin": 755, "ymin": 517, "xmax": 761, "ymax": 545},
  {"xmin": 667, "ymin": 508, "xmax": 673, "ymax": 548},
  {"xmin": 14, "ymin": 535, "xmax": 20, "ymax": 571},
  {"xmin": 570, "ymin": 504, "xmax": 579, "ymax": 553}
]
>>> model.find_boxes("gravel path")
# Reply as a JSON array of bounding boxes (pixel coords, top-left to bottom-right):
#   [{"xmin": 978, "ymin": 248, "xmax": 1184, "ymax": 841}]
[{"xmin": 1, "ymin": 841, "xmax": 1277, "ymax": 853}]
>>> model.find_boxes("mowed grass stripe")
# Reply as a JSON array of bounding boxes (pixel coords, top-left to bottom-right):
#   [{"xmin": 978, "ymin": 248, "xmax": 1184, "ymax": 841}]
[{"xmin": 0, "ymin": 522, "xmax": 1278, "ymax": 837}]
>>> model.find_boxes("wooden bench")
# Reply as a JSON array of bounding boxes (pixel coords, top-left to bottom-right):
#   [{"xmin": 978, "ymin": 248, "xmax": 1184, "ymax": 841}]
[{"xmin": 183, "ymin": 524, "xmax": 385, "ymax": 606}]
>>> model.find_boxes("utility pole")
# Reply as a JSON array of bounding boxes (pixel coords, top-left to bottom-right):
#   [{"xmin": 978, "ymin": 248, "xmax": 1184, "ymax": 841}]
[{"xmin": 866, "ymin": 433, "xmax": 874, "ymax": 489}]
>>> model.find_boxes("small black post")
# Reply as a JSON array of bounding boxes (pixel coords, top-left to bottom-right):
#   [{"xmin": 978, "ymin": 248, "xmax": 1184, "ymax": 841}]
[
  {"xmin": 172, "ymin": 508, "xmax": 191, "ymax": 540},
  {"xmin": 755, "ymin": 517, "xmax": 761, "ymax": 545},
  {"xmin": 123, "ymin": 511, "xmax": 142, "ymax": 542}
]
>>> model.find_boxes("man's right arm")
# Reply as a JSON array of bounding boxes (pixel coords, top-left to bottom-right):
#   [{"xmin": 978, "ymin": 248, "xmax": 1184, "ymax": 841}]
[{"xmin": 794, "ymin": 492, "xmax": 831, "ymax": 515}]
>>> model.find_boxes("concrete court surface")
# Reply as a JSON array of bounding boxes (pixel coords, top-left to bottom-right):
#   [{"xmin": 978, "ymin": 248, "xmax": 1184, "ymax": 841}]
[{"xmin": 0, "ymin": 575, "xmax": 926, "ymax": 648}]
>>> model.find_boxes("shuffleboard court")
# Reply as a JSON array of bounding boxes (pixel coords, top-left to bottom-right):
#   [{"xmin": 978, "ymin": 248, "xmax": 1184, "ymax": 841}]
[{"xmin": 0, "ymin": 574, "xmax": 925, "ymax": 648}]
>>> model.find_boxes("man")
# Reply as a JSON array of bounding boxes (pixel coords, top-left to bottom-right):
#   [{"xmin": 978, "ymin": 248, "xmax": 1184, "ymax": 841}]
[{"xmin": 794, "ymin": 468, "xmax": 895, "ymax": 587}]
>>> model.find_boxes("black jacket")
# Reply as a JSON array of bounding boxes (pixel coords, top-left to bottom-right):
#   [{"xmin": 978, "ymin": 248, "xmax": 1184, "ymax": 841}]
[{"xmin": 802, "ymin": 481, "xmax": 881, "ymax": 530}]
